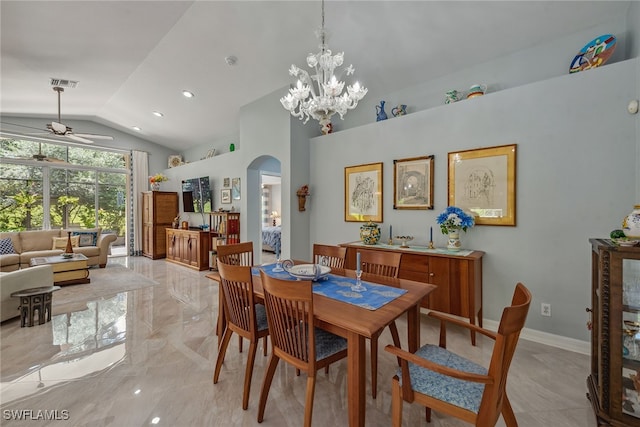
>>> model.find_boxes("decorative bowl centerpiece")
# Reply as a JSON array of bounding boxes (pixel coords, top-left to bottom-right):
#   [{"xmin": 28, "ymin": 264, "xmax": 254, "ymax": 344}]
[
  {"xmin": 360, "ymin": 221, "xmax": 381, "ymax": 245},
  {"xmin": 395, "ymin": 236, "xmax": 414, "ymax": 248},
  {"xmin": 282, "ymin": 260, "xmax": 331, "ymax": 281}
]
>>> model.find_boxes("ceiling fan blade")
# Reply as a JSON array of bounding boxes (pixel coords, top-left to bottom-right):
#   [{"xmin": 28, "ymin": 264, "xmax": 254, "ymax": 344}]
[
  {"xmin": 74, "ymin": 133, "xmax": 114, "ymax": 140},
  {"xmin": 65, "ymin": 134, "xmax": 94, "ymax": 144}
]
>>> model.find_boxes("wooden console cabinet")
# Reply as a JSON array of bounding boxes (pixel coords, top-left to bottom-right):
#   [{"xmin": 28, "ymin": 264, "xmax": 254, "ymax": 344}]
[
  {"xmin": 166, "ymin": 228, "xmax": 210, "ymax": 271},
  {"xmin": 588, "ymin": 238, "xmax": 640, "ymax": 426},
  {"xmin": 340, "ymin": 242, "xmax": 484, "ymax": 345},
  {"xmin": 142, "ymin": 191, "xmax": 178, "ymax": 259}
]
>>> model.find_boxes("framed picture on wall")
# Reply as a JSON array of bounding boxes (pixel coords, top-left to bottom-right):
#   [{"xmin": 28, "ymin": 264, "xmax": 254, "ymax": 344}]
[
  {"xmin": 393, "ymin": 155, "xmax": 434, "ymax": 210},
  {"xmin": 344, "ymin": 162, "xmax": 383, "ymax": 222},
  {"xmin": 232, "ymin": 178, "xmax": 241, "ymax": 200},
  {"xmin": 448, "ymin": 143, "xmax": 517, "ymax": 226},
  {"xmin": 221, "ymin": 189, "xmax": 231, "ymax": 204},
  {"xmin": 223, "ymin": 177, "xmax": 230, "ymax": 188}
]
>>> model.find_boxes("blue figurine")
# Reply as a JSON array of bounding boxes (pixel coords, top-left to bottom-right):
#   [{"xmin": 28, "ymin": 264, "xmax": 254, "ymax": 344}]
[{"xmin": 376, "ymin": 100, "xmax": 388, "ymax": 121}]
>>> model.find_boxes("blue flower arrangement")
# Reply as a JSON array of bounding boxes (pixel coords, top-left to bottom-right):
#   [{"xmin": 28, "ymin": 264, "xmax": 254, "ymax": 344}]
[{"xmin": 436, "ymin": 206, "xmax": 475, "ymax": 234}]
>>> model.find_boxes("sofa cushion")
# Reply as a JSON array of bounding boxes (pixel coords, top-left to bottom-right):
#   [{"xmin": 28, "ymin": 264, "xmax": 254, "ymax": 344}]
[
  {"xmin": 73, "ymin": 246, "xmax": 100, "ymax": 258},
  {"xmin": 20, "ymin": 230, "xmax": 61, "ymax": 252},
  {"xmin": 0, "ymin": 238, "xmax": 15, "ymax": 254},
  {"xmin": 0, "ymin": 253, "xmax": 20, "ymax": 269},
  {"xmin": 52, "ymin": 236, "xmax": 80, "ymax": 250},
  {"xmin": 72, "ymin": 231, "xmax": 98, "ymax": 247}
]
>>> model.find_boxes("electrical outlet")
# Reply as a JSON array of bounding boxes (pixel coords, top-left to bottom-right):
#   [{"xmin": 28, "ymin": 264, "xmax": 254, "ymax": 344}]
[{"xmin": 541, "ymin": 303, "xmax": 551, "ymax": 317}]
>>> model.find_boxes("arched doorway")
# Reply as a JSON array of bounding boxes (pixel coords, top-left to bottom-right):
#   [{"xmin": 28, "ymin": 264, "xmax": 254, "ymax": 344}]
[{"xmin": 247, "ymin": 155, "xmax": 281, "ymax": 264}]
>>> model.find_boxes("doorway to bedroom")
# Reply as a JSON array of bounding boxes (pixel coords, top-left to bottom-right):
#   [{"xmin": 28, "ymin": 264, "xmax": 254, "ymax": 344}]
[{"xmin": 261, "ymin": 173, "xmax": 281, "ymax": 264}]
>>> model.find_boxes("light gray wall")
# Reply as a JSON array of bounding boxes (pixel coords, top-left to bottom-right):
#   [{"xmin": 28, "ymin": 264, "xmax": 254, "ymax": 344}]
[{"xmin": 310, "ymin": 58, "xmax": 638, "ymax": 342}]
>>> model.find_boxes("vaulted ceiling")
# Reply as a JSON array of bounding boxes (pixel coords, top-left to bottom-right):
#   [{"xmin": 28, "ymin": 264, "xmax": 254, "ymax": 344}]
[{"xmin": 0, "ymin": 1, "xmax": 631, "ymax": 151}]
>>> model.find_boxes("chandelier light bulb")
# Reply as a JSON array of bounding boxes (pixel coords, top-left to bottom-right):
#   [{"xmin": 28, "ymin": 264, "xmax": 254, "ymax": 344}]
[{"xmin": 280, "ymin": 0, "xmax": 367, "ymax": 135}]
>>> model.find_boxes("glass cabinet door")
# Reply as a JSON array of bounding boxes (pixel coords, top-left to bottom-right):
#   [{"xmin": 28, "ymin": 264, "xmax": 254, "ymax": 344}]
[{"xmin": 622, "ymin": 258, "xmax": 640, "ymax": 418}]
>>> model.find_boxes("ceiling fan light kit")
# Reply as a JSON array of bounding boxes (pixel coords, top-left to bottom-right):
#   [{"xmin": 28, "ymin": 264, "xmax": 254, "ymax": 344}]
[{"xmin": 29, "ymin": 86, "xmax": 115, "ymax": 144}]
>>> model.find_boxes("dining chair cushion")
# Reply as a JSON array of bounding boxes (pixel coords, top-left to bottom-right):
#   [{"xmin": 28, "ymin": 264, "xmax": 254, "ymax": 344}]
[
  {"xmin": 397, "ymin": 344, "xmax": 487, "ymax": 414},
  {"xmin": 255, "ymin": 303, "xmax": 268, "ymax": 332},
  {"xmin": 314, "ymin": 327, "xmax": 347, "ymax": 360}
]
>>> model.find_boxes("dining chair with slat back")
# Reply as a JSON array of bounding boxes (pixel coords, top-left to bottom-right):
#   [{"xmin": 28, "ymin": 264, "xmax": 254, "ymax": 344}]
[
  {"xmin": 213, "ymin": 262, "xmax": 269, "ymax": 410},
  {"xmin": 385, "ymin": 283, "xmax": 532, "ymax": 427},
  {"xmin": 217, "ymin": 241, "xmax": 254, "ymax": 266},
  {"xmin": 257, "ymin": 270, "xmax": 348, "ymax": 427},
  {"xmin": 358, "ymin": 249, "xmax": 403, "ymax": 398},
  {"xmin": 312, "ymin": 244, "xmax": 347, "ymax": 269},
  {"xmin": 215, "ymin": 242, "xmax": 256, "ymax": 353}
]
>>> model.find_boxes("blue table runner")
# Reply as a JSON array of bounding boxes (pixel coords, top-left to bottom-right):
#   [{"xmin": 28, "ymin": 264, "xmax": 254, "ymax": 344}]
[{"xmin": 253, "ymin": 263, "xmax": 407, "ymax": 311}]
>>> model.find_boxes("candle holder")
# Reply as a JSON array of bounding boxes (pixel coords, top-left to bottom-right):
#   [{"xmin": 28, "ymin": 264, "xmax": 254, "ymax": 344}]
[
  {"xmin": 395, "ymin": 235, "xmax": 414, "ymax": 248},
  {"xmin": 351, "ymin": 270, "xmax": 366, "ymax": 292},
  {"xmin": 428, "ymin": 241, "xmax": 435, "ymax": 249}
]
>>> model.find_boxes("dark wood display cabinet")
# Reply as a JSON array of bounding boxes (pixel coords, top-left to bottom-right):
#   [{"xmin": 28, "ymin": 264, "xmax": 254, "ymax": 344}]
[{"xmin": 588, "ymin": 238, "xmax": 640, "ymax": 426}]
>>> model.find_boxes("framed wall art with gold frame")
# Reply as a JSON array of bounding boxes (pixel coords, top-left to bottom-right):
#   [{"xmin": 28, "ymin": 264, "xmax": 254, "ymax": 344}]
[
  {"xmin": 393, "ymin": 155, "xmax": 434, "ymax": 210},
  {"xmin": 448, "ymin": 144, "xmax": 517, "ymax": 226},
  {"xmin": 344, "ymin": 162, "xmax": 383, "ymax": 222}
]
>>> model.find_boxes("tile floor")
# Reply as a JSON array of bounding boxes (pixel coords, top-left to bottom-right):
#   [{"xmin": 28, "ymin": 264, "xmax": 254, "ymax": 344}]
[{"xmin": 0, "ymin": 255, "xmax": 597, "ymax": 426}]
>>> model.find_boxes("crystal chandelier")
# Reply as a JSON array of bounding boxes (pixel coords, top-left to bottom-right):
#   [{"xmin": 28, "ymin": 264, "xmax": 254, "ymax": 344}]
[{"xmin": 280, "ymin": 0, "xmax": 367, "ymax": 135}]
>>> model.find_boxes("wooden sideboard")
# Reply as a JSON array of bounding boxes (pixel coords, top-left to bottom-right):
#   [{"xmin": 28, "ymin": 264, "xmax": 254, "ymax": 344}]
[
  {"xmin": 166, "ymin": 228, "xmax": 210, "ymax": 271},
  {"xmin": 340, "ymin": 241, "xmax": 484, "ymax": 345}
]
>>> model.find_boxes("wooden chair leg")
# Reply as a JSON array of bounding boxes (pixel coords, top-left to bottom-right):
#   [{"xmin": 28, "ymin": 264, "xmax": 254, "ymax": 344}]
[
  {"xmin": 213, "ymin": 328, "xmax": 233, "ymax": 383},
  {"xmin": 371, "ymin": 334, "xmax": 378, "ymax": 399},
  {"xmin": 391, "ymin": 376, "xmax": 403, "ymax": 427},
  {"xmin": 257, "ymin": 354, "xmax": 280, "ymax": 423},
  {"xmin": 239, "ymin": 335, "xmax": 243, "ymax": 353},
  {"xmin": 303, "ymin": 374, "xmax": 316, "ymax": 427},
  {"xmin": 263, "ymin": 336, "xmax": 268, "ymax": 356},
  {"xmin": 242, "ymin": 341, "xmax": 258, "ymax": 410},
  {"xmin": 425, "ymin": 407, "xmax": 431, "ymax": 422},
  {"xmin": 501, "ymin": 394, "xmax": 518, "ymax": 427},
  {"xmin": 389, "ymin": 321, "xmax": 402, "ymax": 366}
]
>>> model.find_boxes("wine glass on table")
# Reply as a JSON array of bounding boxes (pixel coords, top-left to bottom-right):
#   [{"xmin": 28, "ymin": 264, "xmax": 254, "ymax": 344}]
[{"xmin": 272, "ymin": 247, "xmax": 283, "ymax": 272}]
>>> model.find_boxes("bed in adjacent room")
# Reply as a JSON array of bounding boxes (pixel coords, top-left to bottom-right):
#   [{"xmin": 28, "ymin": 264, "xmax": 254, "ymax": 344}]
[{"xmin": 262, "ymin": 225, "xmax": 281, "ymax": 257}]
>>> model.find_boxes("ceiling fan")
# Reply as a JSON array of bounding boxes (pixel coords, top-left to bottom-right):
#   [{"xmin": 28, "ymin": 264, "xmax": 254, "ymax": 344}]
[
  {"xmin": 34, "ymin": 87, "xmax": 114, "ymax": 144},
  {"xmin": 3, "ymin": 142, "xmax": 66, "ymax": 163}
]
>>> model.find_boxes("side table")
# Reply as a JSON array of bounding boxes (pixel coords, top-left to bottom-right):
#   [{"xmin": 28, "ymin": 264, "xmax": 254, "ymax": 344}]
[{"xmin": 11, "ymin": 286, "xmax": 61, "ymax": 327}]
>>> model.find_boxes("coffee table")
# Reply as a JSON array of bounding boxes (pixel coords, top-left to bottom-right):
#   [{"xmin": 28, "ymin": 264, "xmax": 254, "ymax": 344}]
[
  {"xmin": 11, "ymin": 286, "xmax": 61, "ymax": 327},
  {"xmin": 30, "ymin": 253, "xmax": 90, "ymax": 285}
]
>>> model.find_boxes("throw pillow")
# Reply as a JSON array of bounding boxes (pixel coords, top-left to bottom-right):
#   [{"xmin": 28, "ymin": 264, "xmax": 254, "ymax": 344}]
[
  {"xmin": 72, "ymin": 231, "xmax": 98, "ymax": 247},
  {"xmin": 0, "ymin": 237, "xmax": 15, "ymax": 254},
  {"xmin": 52, "ymin": 236, "xmax": 80, "ymax": 250}
]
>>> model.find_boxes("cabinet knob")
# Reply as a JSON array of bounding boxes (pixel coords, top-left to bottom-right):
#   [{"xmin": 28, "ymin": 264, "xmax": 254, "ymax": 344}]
[{"xmin": 429, "ymin": 272, "xmax": 435, "ymax": 277}]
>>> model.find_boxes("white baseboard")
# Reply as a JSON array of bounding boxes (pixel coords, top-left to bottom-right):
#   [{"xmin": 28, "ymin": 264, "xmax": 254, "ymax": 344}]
[{"xmin": 482, "ymin": 319, "xmax": 590, "ymax": 355}]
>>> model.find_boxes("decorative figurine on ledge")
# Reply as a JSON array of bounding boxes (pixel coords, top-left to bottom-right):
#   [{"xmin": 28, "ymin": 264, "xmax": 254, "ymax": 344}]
[
  {"xmin": 297, "ymin": 185, "xmax": 310, "ymax": 211},
  {"xmin": 376, "ymin": 100, "xmax": 388, "ymax": 121}
]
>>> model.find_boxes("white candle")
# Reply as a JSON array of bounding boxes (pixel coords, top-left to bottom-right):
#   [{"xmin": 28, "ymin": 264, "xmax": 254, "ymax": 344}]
[{"xmin": 356, "ymin": 252, "xmax": 361, "ymax": 273}]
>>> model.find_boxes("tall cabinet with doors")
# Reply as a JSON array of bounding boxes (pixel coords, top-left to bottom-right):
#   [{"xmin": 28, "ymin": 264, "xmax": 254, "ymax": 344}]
[
  {"xmin": 588, "ymin": 238, "xmax": 640, "ymax": 426},
  {"xmin": 142, "ymin": 191, "xmax": 178, "ymax": 259}
]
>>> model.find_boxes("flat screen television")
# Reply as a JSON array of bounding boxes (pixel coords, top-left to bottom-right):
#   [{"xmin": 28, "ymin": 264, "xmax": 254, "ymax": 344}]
[{"xmin": 182, "ymin": 176, "xmax": 212, "ymax": 213}]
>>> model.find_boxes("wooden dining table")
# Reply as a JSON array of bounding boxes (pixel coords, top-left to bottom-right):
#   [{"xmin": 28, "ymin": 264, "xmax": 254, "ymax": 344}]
[{"xmin": 206, "ymin": 265, "xmax": 435, "ymax": 427}]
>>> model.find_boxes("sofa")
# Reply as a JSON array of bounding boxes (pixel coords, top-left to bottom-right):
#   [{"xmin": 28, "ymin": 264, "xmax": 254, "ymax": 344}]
[
  {"xmin": 0, "ymin": 264, "xmax": 54, "ymax": 322},
  {"xmin": 0, "ymin": 228, "xmax": 117, "ymax": 272}
]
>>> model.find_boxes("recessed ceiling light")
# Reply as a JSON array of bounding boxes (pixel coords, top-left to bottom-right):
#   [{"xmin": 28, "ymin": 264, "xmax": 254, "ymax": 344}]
[
  {"xmin": 132, "ymin": 126, "xmax": 142, "ymax": 131},
  {"xmin": 225, "ymin": 55, "xmax": 237, "ymax": 66},
  {"xmin": 182, "ymin": 90, "xmax": 194, "ymax": 98},
  {"xmin": 152, "ymin": 111, "xmax": 164, "ymax": 118}
]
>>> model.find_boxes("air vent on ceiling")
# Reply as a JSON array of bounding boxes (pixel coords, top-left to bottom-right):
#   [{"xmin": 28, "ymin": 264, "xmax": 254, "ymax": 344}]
[{"xmin": 49, "ymin": 78, "xmax": 78, "ymax": 88}]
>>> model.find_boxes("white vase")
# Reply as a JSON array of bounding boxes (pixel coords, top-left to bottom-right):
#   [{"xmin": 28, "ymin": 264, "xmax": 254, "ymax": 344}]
[
  {"xmin": 623, "ymin": 205, "xmax": 640, "ymax": 238},
  {"xmin": 150, "ymin": 182, "xmax": 160, "ymax": 191},
  {"xmin": 447, "ymin": 229, "xmax": 461, "ymax": 251}
]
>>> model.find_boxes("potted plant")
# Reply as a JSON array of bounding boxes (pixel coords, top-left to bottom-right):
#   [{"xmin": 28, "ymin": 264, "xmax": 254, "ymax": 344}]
[{"xmin": 436, "ymin": 206, "xmax": 475, "ymax": 251}]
